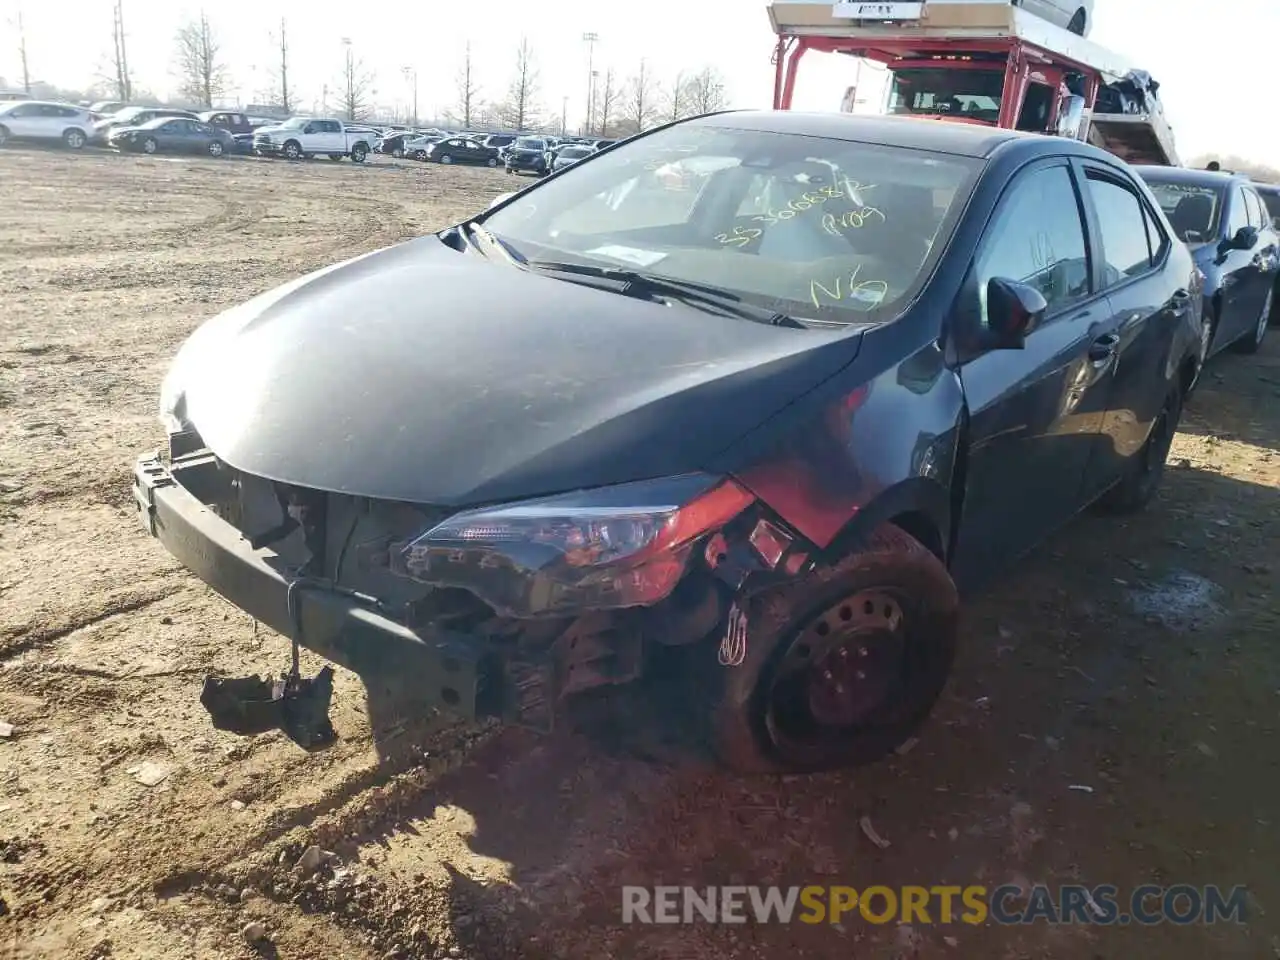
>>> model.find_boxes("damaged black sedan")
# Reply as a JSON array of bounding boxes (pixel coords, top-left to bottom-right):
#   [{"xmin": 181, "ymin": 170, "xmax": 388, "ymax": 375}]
[{"xmin": 134, "ymin": 111, "xmax": 1202, "ymax": 773}]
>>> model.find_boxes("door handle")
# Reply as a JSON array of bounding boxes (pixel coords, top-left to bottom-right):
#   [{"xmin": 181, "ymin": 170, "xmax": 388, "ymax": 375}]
[{"xmin": 1088, "ymin": 333, "xmax": 1120, "ymax": 363}]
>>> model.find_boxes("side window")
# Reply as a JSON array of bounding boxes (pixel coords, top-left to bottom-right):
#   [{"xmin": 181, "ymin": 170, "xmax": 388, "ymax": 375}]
[
  {"xmin": 1245, "ymin": 189, "xmax": 1267, "ymax": 230},
  {"xmin": 1226, "ymin": 187, "xmax": 1250, "ymax": 237},
  {"xmin": 1085, "ymin": 173, "xmax": 1155, "ymax": 285},
  {"xmin": 975, "ymin": 164, "xmax": 1090, "ymax": 318}
]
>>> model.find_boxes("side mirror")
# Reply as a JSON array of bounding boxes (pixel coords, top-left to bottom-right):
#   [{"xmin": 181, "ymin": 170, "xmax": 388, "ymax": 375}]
[
  {"xmin": 1056, "ymin": 94, "xmax": 1087, "ymax": 140},
  {"xmin": 984, "ymin": 277, "xmax": 1047, "ymax": 349},
  {"xmin": 487, "ymin": 192, "xmax": 515, "ymax": 210},
  {"xmin": 1222, "ymin": 225, "xmax": 1259, "ymax": 253}
]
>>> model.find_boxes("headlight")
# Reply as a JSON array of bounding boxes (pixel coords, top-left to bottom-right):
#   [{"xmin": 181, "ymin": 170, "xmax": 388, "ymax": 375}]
[{"xmin": 390, "ymin": 474, "xmax": 754, "ymax": 618}]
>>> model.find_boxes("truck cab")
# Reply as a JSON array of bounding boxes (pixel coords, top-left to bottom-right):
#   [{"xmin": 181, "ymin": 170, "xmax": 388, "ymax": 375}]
[{"xmin": 768, "ymin": 0, "xmax": 1179, "ymax": 166}]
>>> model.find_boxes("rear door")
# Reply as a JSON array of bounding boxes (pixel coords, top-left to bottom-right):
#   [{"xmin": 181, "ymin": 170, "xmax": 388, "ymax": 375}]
[
  {"xmin": 1218, "ymin": 184, "xmax": 1262, "ymax": 342},
  {"xmin": 1075, "ymin": 161, "xmax": 1184, "ymax": 498},
  {"xmin": 951, "ymin": 158, "xmax": 1115, "ymax": 576}
]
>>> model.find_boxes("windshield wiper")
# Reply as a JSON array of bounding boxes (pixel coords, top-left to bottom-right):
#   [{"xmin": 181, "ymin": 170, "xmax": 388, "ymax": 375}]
[
  {"xmin": 527, "ymin": 260, "xmax": 806, "ymax": 328},
  {"xmin": 464, "ymin": 221, "xmax": 527, "ymax": 265}
]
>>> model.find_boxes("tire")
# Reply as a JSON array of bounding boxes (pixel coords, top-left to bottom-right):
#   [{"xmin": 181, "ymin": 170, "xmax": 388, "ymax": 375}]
[
  {"xmin": 414, "ymin": 150, "xmax": 427, "ymax": 161},
  {"xmin": 207, "ymin": 140, "xmax": 224, "ymax": 158},
  {"xmin": 1067, "ymin": 8, "xmax": 1086, "ymax": 34},
  {"xmin": 351, "ymin": 144, "xmax": 368, "ymax": 163},
  {"xmin": 0, "ymin": 124, "xmax": 9, "ymax": 147},
  {"xmin": 141, "ymin": 137, "xmax": 158, "ymax": 155},
  {"xmin": 440, "ymin": 154, "xmax": 453, "ymax": 164},
  {"xmin": 282, "ymin": 140, "xmax": 302, "ymax": 160},
  {"xmin": 1233, "ymin": 284, "xmax": 1273, "ymax": 354},
  {"xmin": 63, "ymin": 128, "xmax": 87, "ymax": 150},
  {"xmin": 700, "ymin": 524, "xmax": 959, "ymax": 774},
  {"xmin": 487, "ymin": 157, "xmax": 499, "ymax": 167},
  {"xmin": 1096, "ymin": 383, "xmax": 1183, "ymax": 514}
]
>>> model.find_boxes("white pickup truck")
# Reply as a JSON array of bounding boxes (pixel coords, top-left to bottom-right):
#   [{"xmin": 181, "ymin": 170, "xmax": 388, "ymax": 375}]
[{"xmin": 252, "ymin": 117, "xmax": 372, "ymax": 162}]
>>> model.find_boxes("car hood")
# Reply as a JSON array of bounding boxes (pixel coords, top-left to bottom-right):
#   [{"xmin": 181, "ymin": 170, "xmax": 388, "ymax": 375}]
[{"xmin": 168, "ymin": 237, "xmax": 862, "ymax": 506}]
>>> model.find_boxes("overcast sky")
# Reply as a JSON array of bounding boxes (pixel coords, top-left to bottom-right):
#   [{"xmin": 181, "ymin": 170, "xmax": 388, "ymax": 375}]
[{"xmin": 0, "ymin": 0, "xmax": 1268, "ymax": 162}]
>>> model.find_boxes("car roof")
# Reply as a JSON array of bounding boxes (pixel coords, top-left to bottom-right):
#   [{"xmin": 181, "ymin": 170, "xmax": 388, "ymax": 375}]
[
  {"xmin": 1133, "ymin": 165, "xmax": 1246, "ymax": 188},
  {"xmin": 683, "ymin": 110, "xmax": 1067, "ymax": 159}
]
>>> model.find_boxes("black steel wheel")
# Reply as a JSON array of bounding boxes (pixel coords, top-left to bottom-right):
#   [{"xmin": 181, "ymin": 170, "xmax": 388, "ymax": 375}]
[{"xmin": 702, "ymin": 524, "xmax": 958, "ymax": 773}]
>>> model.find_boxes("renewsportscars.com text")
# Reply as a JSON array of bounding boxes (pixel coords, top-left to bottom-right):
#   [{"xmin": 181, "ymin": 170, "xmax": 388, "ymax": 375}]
[{"xmin": 621, "ymin": 884, "xmax": 1249, "ymax": 926}]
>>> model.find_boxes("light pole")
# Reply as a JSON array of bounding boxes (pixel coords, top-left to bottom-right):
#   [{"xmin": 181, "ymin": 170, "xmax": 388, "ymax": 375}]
[
  {"xmin": 402, "ymin": 66, "xmax": 418, "ymax": 126},
  {"xmin": 582, "ymin": 32, "xmax": 599, "ymax": 135}
]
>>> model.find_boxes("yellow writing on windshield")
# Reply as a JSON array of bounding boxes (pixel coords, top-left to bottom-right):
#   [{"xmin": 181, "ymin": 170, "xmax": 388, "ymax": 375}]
[{"xmin": 810, "ymin": 264, "xmax": 890, "ymax": 310}]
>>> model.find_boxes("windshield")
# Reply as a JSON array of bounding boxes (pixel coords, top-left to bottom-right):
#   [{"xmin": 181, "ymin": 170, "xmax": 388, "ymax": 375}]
[
  {"xmin": 515, "ymin": 138, "xmax": 545, "ymax": 150},
  {"xmin": 1141, "ymin": 177, "xmax": 1223, "ymax": 243},
  {"xmin": 480, "ymin": 122, "xmax": 980, "ymax": 325},
  {"xmin": 888, "ymin": 68, "xmax": 1003, "ymax": 124}
]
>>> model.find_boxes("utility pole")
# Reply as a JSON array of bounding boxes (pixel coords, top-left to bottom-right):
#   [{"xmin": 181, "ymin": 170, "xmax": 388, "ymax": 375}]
[
  {"xmin": 278, "ymin": 18, "xmax": 291, "ymax": 113},
  {"xmin": 112, "ymin": 0, "xmax": 132, "ymax": 102},
  {"xmin": 402, "ymin": 66, "xmax": 418, "ymax": 126},
  {"xmin": 16, "ymin": 7, "xmax": 30, "ymax": 93},
  {"xmin": 582, "ymin": 32, "xmax": 598, "ymax": 136}
]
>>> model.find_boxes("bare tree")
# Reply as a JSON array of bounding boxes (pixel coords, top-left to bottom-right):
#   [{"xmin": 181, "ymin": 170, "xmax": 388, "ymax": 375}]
[
  {"xmin": 337, "ymin": 43, "xmax": 374, "ymax": 121},
  {"xmin": 665, "ymin": 72, "xmax": 686, "ymax": 123},
  {"xmin": 108, "ymin": 0, "xmax": 132, "ymax": 101},
  {"xmin": 267, "ymin": 18, "xmax": 292, "ymax": 114},
  {"xmin": 684, "ymin": 66, "xmax": 729, "ymax": 115},
  {"xmin": 500, "ymin": 38, "xmax": 540, "ymax": 131},
  {"xmin": 595, "ymin": 67, "xmax": 620, "ymax": 137},
  {"xmin": 173, "ymin": 12, "xmax": 229, "ymax": 108},
  {"xmin": 622, "ymin": 59, "xmax": 659, "ymax": 135},
  {"xmin": 453, "ymin": 42, "xmax": 480, "ymax": 128}
]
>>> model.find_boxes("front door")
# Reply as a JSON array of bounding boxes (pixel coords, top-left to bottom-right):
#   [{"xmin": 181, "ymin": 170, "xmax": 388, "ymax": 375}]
[{"xmin": 949, "ymin": 159, "xmax": 1116, "ymax": 587}]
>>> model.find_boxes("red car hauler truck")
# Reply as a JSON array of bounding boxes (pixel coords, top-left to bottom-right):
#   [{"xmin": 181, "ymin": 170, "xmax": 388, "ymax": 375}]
[{"xmin": 767, "ymin": 0, "xmax": 1180, "ymax": 166}]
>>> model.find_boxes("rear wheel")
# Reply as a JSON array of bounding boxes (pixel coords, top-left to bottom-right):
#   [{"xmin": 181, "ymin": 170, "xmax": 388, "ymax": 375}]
[
  {"xmin": 701, "ymin": 524, "xmax": 958, "ymax": 773},
  {"xmin": 1096, "ymin": 383, "xmax": 1183, "ymax": 514},
  {"xmin": 1233, "ymin": 284, "xmax": 1273, "ymax": 354}
]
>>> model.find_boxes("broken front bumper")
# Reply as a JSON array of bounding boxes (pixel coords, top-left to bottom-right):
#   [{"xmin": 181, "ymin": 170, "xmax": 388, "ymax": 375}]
[{"xmin": 131, "ymin": 452, "xmax": 555, "ymax": 730}]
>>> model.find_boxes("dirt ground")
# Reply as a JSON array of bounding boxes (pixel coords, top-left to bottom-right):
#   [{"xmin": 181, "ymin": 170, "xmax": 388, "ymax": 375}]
[{"xmin": 1, "ymin": 146, "xmax": 1277, "ymax": 960}]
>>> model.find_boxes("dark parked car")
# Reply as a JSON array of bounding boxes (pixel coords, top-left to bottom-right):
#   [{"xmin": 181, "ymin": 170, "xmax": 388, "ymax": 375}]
[
  {"xmin": 376, "ymin": 131, "xmax": 415, "ymax": 158},
  {"xmin": 423, "ymin": 137, "xmax": 501, "ymax": 166},
  {"xmin": 108, "ymin": 116, "xmax": 237, "ymax": 157},
  {"xmin": 505, "ymin": 136, "xmax": 548, "ymax": 175},
  {"xmin": 135, "ymin": 113, "xmax": 1201, "ymax": 774},
  {"xmin": 93, "ymin": 107, "xmax": 198, "ymax": 144},
  {"xmin": 1252, "ymin": 182, "xmax": 1280, "ymax": 229},
  {"xmin": 200, "ymin": 111, "xmax": 253, "ymax": 136},
  {"xmin": 1139, "ymin": 166, "xmax": 1278, "ymax": 361}
]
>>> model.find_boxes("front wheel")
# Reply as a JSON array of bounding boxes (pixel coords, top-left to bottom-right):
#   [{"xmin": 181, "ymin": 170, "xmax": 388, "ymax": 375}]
[
  {"xmin": 1233, "ymin": 284, "xmax": 1273, "ymax": 355},
  {"xmin": 700, "ymin": 524, "xmax": 958, "ymax": 774}
]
